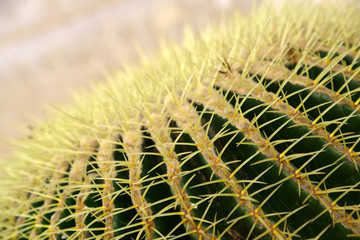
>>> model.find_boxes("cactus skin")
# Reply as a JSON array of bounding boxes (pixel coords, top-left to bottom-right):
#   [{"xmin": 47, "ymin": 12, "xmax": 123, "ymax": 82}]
[{"xmin": 1, "ymin": 1, "xmax": 360, "ymax": 240}]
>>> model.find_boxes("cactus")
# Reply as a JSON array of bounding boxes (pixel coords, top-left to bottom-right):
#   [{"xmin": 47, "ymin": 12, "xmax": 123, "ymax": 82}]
[{"xmin": 1, "ymin": 1, "xmax": 360, "ymax": 239}]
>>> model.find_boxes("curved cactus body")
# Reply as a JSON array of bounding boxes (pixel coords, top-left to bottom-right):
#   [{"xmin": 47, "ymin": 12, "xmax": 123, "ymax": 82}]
[{"xmin": 1, "ymin": 1, "xmax": 360, "ymax": 240}]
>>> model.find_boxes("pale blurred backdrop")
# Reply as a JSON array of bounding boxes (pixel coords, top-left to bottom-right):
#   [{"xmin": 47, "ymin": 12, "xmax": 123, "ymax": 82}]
[{"xmin": 0, "ymin": 0, "xmax": 257, "ymax": 154}]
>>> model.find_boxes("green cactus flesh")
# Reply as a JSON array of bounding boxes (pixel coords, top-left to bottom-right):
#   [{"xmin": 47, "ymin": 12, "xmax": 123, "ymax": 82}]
[{"xmin": 1, "ymin": 1, "xmax": 360, "ymax": 240}]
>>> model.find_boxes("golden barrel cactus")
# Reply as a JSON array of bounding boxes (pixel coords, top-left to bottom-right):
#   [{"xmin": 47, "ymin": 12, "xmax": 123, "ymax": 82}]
[{"xmin": 1, "ymin": 1, "xmax": 360, "ymax": 239}]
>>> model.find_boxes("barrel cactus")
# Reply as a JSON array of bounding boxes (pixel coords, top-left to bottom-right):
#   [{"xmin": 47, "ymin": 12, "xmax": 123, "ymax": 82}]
[{"xmin": 1, "ymin": 1, "xmax": 360, "ymax": 239}]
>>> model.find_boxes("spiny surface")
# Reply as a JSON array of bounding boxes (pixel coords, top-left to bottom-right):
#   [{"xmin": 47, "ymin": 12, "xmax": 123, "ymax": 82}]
[{"xmin": 0, "ymin": 1, "xmax": 360, "ymax": 240}]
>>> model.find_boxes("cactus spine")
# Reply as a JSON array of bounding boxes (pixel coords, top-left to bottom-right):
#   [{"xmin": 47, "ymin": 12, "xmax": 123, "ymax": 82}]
[{"xmin": 1, "ymin": 1, "xmax": 360, "ymax": 239}]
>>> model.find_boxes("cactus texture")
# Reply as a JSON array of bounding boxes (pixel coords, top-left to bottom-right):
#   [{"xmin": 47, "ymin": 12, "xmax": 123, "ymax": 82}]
[{"xmin": 1, "ymin": 1, "xmax": 360, "ymax": 239}]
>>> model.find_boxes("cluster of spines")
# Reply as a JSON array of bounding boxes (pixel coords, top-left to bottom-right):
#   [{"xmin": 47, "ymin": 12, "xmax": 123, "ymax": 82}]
[{"xmin": 0, "ymin": 1, "xmax": 360, "ymax": 240}]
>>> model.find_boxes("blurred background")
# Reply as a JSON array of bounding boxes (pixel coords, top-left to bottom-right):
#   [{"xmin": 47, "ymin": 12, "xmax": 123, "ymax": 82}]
[{"xmin": 0, "ymin": 0, "xmax": 257, "ymax": 154}]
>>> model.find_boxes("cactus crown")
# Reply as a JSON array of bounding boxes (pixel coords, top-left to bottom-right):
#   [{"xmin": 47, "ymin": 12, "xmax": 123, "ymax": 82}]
[{"xmin": 1, "ymin": 1, "xmax": 360, "ymax": 239}]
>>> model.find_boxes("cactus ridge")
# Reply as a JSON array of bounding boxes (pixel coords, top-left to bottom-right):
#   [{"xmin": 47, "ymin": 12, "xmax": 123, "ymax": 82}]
[{"xmin": 1, "ymin": 1, "xmax": 360, "ymax": 240}]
